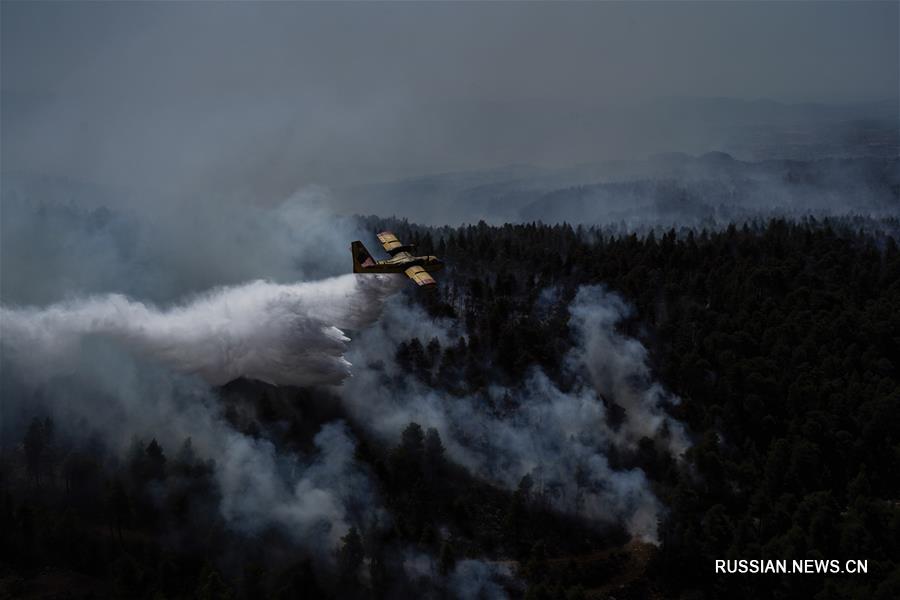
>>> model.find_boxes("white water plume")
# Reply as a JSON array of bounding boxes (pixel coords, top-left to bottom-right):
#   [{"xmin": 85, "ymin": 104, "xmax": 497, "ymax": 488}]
[{"xmin": 1, "ymin": 273, "xmax": 404, "ymax": 387}]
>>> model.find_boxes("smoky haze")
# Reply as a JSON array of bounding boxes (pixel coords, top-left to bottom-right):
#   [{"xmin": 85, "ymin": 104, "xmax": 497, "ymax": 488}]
[
  {"xmin": 2, "ymin": 1, "xmax": 897, "ymax": 200},
  {"xmin": 2, "ymin": 4, "xmax": 896, "ymax": 594}
]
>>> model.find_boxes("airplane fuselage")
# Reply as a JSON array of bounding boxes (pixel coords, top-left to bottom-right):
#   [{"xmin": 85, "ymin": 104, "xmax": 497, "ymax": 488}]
[{"xmin": 355, "ymin": 254, "xmax": 444, "ymax": 274}]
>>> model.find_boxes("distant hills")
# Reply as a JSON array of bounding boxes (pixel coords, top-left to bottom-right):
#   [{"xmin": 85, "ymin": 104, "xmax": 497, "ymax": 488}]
[
  {"xmin": 4, "ymin": 93, "xmax": 897, "ymax": 227},
  {"xmin": 336, "ymin": 153, "xmax": 899, "ymax": 226}
]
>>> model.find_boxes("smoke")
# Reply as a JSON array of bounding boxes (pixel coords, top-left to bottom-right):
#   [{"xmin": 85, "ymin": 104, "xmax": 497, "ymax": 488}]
[
  {"xmin": 0, "ymin": 171, "xmax": 687, "ymax": 556},
  {"xmin": 0, "ymin": 179, "xmax": 401, "ymax": 561},
  {"xmin": 340, "ymin": 152, "xmax": 900, "ymax": 228},
  {"xmin": 0, "ymin": 183, "xmax": 369, "ymax": 306},
  {"xmin": 0, "ymin": 201, "xmax": 689, "ymax": 600},
  {"xmin": 339, "ymin": 286, "xmax": 688, "ymax": 542},
  {"xmin": 217, "ymin": 419, "xmax": 379, "ymax": 549},
  {"xmin": 0, "ymin": 264, "xmax": 405, "ymax": 558},
  {"xmin": 1, "ymin": 167, "xmax": 687, "ymax": 588},
  {"xmin": 568, "ymin": 286, "xmax": 688, "ymax": 456},
  {"xmin": 4, "ymin": 3, "xmax": 897, "ymax": 191},
  {"xmin": 2, "ymin": 337, "xmax": 383, "ymax": 556},
  {"xmin": 450, "ymin": 560, "xmax": 512, "ymax": 600},
  {"xmin": 398, "ymin": 550, "xmax": 513, "ymax": 599}
]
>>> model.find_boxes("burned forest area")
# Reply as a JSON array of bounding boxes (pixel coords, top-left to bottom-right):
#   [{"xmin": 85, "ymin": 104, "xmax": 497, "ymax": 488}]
[{"xmin": 2, "ymin": 216, "xmax": 899, "ymax": 600}]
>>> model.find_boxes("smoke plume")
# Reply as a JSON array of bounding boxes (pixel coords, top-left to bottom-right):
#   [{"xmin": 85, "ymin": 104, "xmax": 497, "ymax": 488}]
[
  {"xmin": 339, "ymin": 286, "xmax": 689, "ymax": 542},
  {"xmin": 0, "ymin": 270, "xmax": 407, "ymax": 560}
]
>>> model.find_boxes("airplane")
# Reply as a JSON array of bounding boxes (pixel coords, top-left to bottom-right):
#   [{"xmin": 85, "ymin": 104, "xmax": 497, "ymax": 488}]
[{"xmin": 351, "ymin": 231, "xmax": 444, "ymax": 287}]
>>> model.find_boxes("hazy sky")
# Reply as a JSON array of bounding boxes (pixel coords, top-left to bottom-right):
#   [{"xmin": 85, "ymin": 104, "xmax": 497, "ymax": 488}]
[{"xmin": 2, "ymin": 1, "xmax": 898, "ymax": 192}]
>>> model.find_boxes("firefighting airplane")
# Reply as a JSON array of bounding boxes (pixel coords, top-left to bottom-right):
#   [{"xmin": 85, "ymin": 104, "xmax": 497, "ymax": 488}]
[{"xmin": 351, "ymin": 231, "xmax": 444, "ymax": 287}]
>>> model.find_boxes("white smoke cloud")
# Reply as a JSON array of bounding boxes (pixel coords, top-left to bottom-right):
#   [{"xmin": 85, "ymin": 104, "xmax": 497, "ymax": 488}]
[
  {"xmin": 0, "ymin": 271, "xmax": 405, "ymax": 556},
  {"xmin": 568, "ymin": 286, "xmax": 689, "ymax": 456},
  {"xmin": 0, "ymin": 184, "xmax": 374, "ymax": 306},
  {"xmin": 217, "ymin": 419, "xmax": 379, "ymax": 549},
  {"xmin": 338, "ymin": 286, "xmax": 688, "ymax": 542},
  {"xmin": 1, "ymin": 333, "xmax": 380, "ymax": 554}
]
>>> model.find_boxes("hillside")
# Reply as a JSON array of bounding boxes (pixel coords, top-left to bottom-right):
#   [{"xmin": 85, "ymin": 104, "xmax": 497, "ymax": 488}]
[{"xmin": 3, "ymin": 217, "xmax": 899, "ymax": 598}]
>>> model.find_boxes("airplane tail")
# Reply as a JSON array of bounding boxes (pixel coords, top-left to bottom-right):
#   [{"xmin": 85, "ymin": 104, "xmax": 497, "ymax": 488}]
[{"xmin": 351, "ymin": 241, "xmax": 377, "ymax": 272}]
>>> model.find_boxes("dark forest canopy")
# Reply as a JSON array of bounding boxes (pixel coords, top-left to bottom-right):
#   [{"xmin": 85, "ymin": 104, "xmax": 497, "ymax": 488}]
[{"xmin": 2, "ymin": 217, "xmax": 898, "ymax": 599}]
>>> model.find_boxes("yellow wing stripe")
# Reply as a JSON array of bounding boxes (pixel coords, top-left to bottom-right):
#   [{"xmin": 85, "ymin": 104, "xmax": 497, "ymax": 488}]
[
  {"xmin": 377, "ymin": 231, "xmax": 405, "ymax": 254},
  {"xmin": 404, "ymin": 265, "xmax": 436, "ymax": 287}
]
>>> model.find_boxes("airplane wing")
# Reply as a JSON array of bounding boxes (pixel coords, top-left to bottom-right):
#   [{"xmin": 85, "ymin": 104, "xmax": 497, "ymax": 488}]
[
  {"xmin": 404, "ymin": 265, "xmax": 436, "ymax": 287},
  {"xmin": 377, "ymin": 231, "xmax": 415, "ymax": 257}
]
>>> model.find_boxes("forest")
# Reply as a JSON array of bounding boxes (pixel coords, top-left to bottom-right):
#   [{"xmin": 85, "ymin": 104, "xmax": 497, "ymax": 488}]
[{"xmin": 2, "ymin": 216, "xmax": 899, "ymax": 599}]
